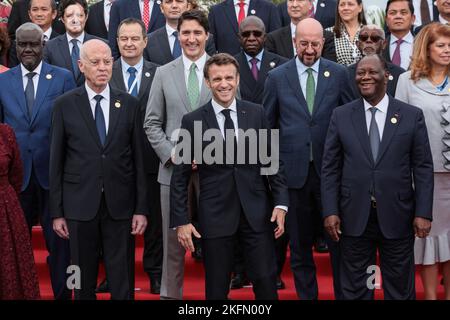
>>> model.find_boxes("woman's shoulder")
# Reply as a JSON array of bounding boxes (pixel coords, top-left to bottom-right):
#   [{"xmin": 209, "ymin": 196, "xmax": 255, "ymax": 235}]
[{"xmin": 0, "ymin": 124, "xmax": 15, "ymax": 140}]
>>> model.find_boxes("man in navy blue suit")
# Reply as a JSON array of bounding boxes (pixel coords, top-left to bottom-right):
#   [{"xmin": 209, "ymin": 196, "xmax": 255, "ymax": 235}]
[
  {"xmin": 0, "ymin": 22, "xmax": 76, "ymax": 300},
  {"xmin": 109, "ymin": 0, "xmax": 166, "ymax": 59},
  {"xmin": 263, "ymin": 18, "xmax": 353, "ymax": 300},
  {"xmin": 209, "ymin": 0, "xmax": 281, "ymax": 55},
  {"xmin": 321, "ymin": 54, "xmax": 433, "ymax": 299}
]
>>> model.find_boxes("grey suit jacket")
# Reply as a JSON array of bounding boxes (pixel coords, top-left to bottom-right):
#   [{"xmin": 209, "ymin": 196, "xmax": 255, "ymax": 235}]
[{"xmin": 143, "ymin": 56, "xmax": 212, "ymax": 185}]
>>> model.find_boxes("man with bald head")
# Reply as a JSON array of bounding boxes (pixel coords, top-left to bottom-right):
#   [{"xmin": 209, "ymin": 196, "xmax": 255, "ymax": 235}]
[
  {"xmin": 263, "ymin": 18, "xmax": 353, "ymax": 300},
  {"xmin": 50, "ymin": 39, "xmax": 148, "ymax": 300},
  {"xmin": 348, "ymin": 25, "xmax": 405, "ymax": 99}
]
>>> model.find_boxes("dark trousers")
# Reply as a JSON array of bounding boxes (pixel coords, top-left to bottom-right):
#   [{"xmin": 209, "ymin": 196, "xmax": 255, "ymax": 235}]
[
  {"xmin": 340, "ymin": 206, "xmax": 415, "ymax": 300},
  {"xmin": 20, "ymin": 169, "xmax": 71, "ymax": 300},
  {"xmin": 202, "ymin": 213, "xmax": 278, "ymax": 300},
  {"xmin": 143, "ymin": 173, "xmax": 163, "ymax": 280},
  {"xmin": 287, "ymin": 163, "xmax": 341, "ymax": 300},
  {"xmin": 66, "ymin": 195, "xmax": 135, "ymax": 300}
]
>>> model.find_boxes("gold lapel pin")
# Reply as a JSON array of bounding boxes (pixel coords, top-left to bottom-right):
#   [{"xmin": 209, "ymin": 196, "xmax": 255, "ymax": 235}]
[
  {"xmin": 269, "ymin": 61, "xmax": 276, "ymax": 68},
  {"xmin": 46, "ymin": 74, "xmax": 52, "ymax": 80},
  {"xmin": 324, "ymin": 71, "xmax": 330, "ymax": 77},
  {"xmin": 115, "ymin": 101, "xmax": 121, "ymax": 108}
]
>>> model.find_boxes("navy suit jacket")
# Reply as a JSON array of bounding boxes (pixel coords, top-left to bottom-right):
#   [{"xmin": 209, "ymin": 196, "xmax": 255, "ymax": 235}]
[
  {"xmin": 43, "ymin": 33, "xmax": 106, "ymax": 86},
  {"xmin": 85, "ymin": 0, "xmax": 109, "ymax": 40},
  {"xmin": 277, "ymin": 0, "xmax": 336, "ymax": 29},
  {"xmin": 209, "ymin": 0, "xmax": 281, "ymax": 55},
  {"xmin": 108, "ymin": 0, "xmax": 166, "ymax": 59},
  {"xmin": 263, "ymin": 58, "xmax": 353, "ymax": 189},
  {"xmin": 0, "ymin": 62, "xmax": 76, "ymax": 190},
  {"xmin": 234, "ymin": 50, "xmax": 288, "ymax": 104},
  {"xmin": 321, "ymin": 97, "xmax": 434, "ymax": 239}
]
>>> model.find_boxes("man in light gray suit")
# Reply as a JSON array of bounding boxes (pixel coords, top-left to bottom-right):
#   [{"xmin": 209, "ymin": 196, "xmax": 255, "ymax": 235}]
[{"xmin": 143, "ymin": 10, "xmax": 212, "ymax": 300}]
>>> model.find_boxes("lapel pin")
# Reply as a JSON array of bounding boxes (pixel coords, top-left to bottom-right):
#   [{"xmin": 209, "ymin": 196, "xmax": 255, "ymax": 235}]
[
  {"xmin": 388, "ymin": 75, "xmax": 394, "ymax": 81},
  {"xmin": 145, "ymin": 72, "xmax": 151, "ymax": 78},
  {"xmin": 391, "ymin": 117, "xmax": 397, "ymax": 124},
  {"xmin": 324, "ymin": 71, "xmax": 330, "ymax": 77},
  {"xmin": 156, "ymin": 0, "xmax": 161, "ymax": 4},
  {"xmin": 320, "ymin": 2, "xmax": 325, "ymax": 7},
  {"xmin": 250, "ymin": 9, "xmax": 256, "ymax": 15},
  {"xmin": 46, "ymin": 74, "xmax": 52, "ymax": 80},
  {"xmin": 269, "ymin": 61, "xmax": 276, "ymax": 68},
  {"xmin": 115, "ymin": 101, "xmax": 121, "ymax": 108}
]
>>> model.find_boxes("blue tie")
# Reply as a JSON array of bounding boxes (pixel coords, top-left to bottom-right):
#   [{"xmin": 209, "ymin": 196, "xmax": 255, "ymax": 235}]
[
  {"xmin": 25, "ymin": 72, "xmax": 36, "ymax": 118},
  {"xmin": 127, "ymin": 66, "xmax": 138, "ymax": 97},
  {"xmin": 172, "ymin": 31, "xmax": 181, "ymax": 58},
  {"xmin": 71, "ymin": 39, "xmax": 80, "ymax": 79},
  {"xmin": 94, "ymin": 95, "xmax": 106, "ymax": 146}
]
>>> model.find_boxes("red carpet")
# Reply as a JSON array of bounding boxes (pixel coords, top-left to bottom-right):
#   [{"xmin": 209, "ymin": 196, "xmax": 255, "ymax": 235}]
[{"xmin": 31, "ymin": 227, "xmax": 444, "ymax": 300}]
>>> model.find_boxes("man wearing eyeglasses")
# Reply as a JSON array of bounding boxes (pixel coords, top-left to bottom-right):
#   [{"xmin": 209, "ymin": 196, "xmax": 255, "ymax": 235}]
[
  {"xmin": 348, "ymin": 24, "xmax": 405, "ymax": 98},
  {"xmin": 263, "ymin": 18, "xmax": 353, "ymax": 300},
  {"xmin": 50, "ymin": 39, "xmax": 148, "ymax": 300}
]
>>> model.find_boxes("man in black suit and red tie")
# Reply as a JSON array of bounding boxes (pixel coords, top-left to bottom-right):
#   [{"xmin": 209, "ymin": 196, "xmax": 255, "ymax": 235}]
[
  {"xmin": 170, "ymin": 53, "xmax": 289, "ymax": 300},
  {"xmin": 50, "ymin": 39, "xmax": 148, "ymax": 300},
  {"xmin": 321, "ymin": 54, "xmax": 434, "ymax": 299}
]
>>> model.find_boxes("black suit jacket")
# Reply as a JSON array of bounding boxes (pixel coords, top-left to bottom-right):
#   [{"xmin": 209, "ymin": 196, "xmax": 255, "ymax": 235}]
[
  {"xmin": 265, "ymin": 25, "xmax": 337, "ymax": 61},
  {"xmin": 85, "ymin": 0, "xmax": 108, "ymax": 40},
  {"xmin": 234, "ymin": 50, "xmax": 288, "ymax": 104},
  {"xmin": 49, "ymin": 86, "xmax": 147, "ymax": 221},
  {"xmin": 43, "ymin": 33, "xmax": 107, "ymax": 86},
  {"xmin": 110, "ymin": 59, "xmax": 160, "ymax": 174},
  {"xmin": 209, "ymin": 0, "xmax": 281, "ymax": 55},
  {"xmin": 321, "ymin": 97, "xmax": 433, "ymax": 239},
  {"xmin": 347, "ymin": 61, "xmax": 405, "ymax": 99},
  {"xmin": 143, "ymin": 26, "xmax": 216, "ymax": 65},
  {"xmin": 277, "ymin": 0, "xmax": 337, "ymax": 29},
  {"xmin": 170, "ymin": 100, "xmax": 289, "ymax": 238}
]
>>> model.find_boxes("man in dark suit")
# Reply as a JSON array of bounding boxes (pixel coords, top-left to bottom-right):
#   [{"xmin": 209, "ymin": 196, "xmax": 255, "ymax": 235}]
[
  {"xmin": 143, "ymin": 0, "xmax": 216, "ymax": 65},
  {"xmin": 383, "ymin": 0, "xmax": 416, "ymax": 70},
  {"xmin": 267, "ymin": 0, "xmax": 336, "ymax": 66},
  {"xmin": 109, "ymin": 17, "xmax": 162, "ymax": 295},
  {"xmin": 9, "ymin": 0, "xmax": 60, "ymax": 67},
  {"xmin": 209, "ymin": 0, "xmax": 281, "ymax": 55},
  {"xmin": 170, "ymin": 53, "xmax": 288, "ymax": 300},
  {"xmin": 412, "ymin": 0, "xmax": 440, "ymax": 29},
  {"xmin": 263, "ymin": 18, "xmax": 353, "ymax": 300},
  {"xmin": 348, "ymin": 24, "xmax": 405, "ymax": 98},
  {"xmin": 44, "ymin": 0, "xmax": 104, "ymax": 86},
  {"xmin": 0, "ymin": 23, "xmax": 76, "ymax": 300},
  {"xmin": 50, "ymin": 39, "xmax": 148, "ymax": 300},
  {"xmin": 85, "ymin": 0, "xmax": 109, "ymax": 40},
  {"xmin": 7, "ymin": 0, "xmax": 65, "ymax": 41},
  {"xmin": 278, "ymin": 0, "xmax": 336, "ymax": 29},
  {"xmin": 321, "ymin": 54, "xmax": 433, "ymax": 300},
  {"xmin": 108, "ymin": 0, "xmax": 166, "ymax": 59}
]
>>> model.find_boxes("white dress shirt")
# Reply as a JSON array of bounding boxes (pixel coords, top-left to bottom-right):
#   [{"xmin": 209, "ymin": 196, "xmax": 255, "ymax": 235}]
[
  {"xmin": 234, "ymin": 0, "xmax": 249, "ymax": 19},
  {"xmin": 104, "ymin": 0, "xmax": 115, "ymax": 31},
  {"xmin": 21, "ymin": 61, "xmax": 42, "ymax": 97},
  {"xmin": 182, "ymin": 53, "xmax": 207, "ymax": 94},
  {"xmin": 85, "ymin": 83, "xmax": 110, "ymax": 134},
  {"xmin": 389, "ymin": 32, "xmax": 414, "ymax": 70},
  {"xmin": 43, "ymin": 27, "xmax": 52, "ymax": 41},
  {"xmin": 295, "ymin": 58, "xmax": 319, "ymax": 98},
  {"xmin": 165, "ymin": 23, "xmax": 178, "ymax": 53},
  {"xmin": 412, "ymin": 0, "xmax": 434, "ymax": 28},
  {"xmin": 244, "ymin": 49, "xmax": 263, "ymax": 70},
  {"xmin": 363, "ymin": 94, "xmax": 389, "ymax": 140},
  {"xmin": 120, "ymin": 57, "xmax": 143, "ymax": 94},
  {"xmin": 439, "ymin": 15, "xmax": 450, "ymax": 25},
  {"xmin": 139, "ymin": 0, "xmax": 154, "ymax": 21},
  {"xmin": 67, "ymin": 32, "xmax": 85, "ymax": 53},
  {"xmin": 290, "ymin": 22, "xmax": 297, "ymax": 55}
]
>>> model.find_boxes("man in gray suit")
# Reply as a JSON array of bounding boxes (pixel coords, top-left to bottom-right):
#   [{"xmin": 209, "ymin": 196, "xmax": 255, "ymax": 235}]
[{"xmin": 143, "ymin": 10, "xmax": 212, "ymax": 300}]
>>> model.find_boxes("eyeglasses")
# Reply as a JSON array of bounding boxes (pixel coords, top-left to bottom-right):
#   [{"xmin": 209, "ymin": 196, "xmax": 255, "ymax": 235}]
[
  {"xmin": 358, "ymin": 34, "xmax": 384, "ymax": 42},
  {"xmin": 240, "ymin": 30, "xmax": 263, "ymax": 38}
]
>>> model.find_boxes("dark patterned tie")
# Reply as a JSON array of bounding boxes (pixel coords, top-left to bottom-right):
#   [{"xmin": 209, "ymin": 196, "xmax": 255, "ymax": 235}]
[
  {"xmin": 222, "ymin": 109, "xmax": 237, "ymax": 163},
  {"xmin": 369, "ymin": 107, "xmax": 380, "ymax": 162},
  {"xmin": 250, "ymin": 58, "xmax": 258, "ymax": 81},
  {"xmin": 25, "ymin": 72, "xmax": 36, "ymax": 117},
  {"xmin": 172, "ymin": 31, "xmax": 182, "ymax": 58},
  {"xmin": 94, "ymin": 95, "xmax": 106, "ymax": 146},
  {"xmin": 71, "ymin": 39, "xmax": 80, "ymax": 79}
]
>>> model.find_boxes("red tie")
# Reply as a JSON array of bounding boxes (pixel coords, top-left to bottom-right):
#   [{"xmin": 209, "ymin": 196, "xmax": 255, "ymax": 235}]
[
  {"xmin": 309, "ymin": 1, "xmax": 315, "ymax": 18},
  {"xmin": 238, "ymin": 0, "xmax": 246, "ymax": 25},
  {"xmin": 143, "ymin": 0, "xmax": 150, "ymax": 31}
]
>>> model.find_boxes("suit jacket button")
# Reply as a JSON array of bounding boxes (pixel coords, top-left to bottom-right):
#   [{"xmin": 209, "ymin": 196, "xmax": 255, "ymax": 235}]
[{"xmin": 102, "ymin": 154, "xmax": 106, "ymax": 159}]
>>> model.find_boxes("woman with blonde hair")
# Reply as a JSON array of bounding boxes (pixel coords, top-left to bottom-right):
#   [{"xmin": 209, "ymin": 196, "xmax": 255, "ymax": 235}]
[{"xmin": 396, "ymin": 22, "xmax": 450, "ymax": 300}]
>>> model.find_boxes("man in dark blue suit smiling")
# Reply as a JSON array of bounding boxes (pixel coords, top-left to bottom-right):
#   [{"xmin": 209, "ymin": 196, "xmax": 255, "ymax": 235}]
[{"xmin": 0, "ymin": 22, "xmax": 76, "ymax": 300}]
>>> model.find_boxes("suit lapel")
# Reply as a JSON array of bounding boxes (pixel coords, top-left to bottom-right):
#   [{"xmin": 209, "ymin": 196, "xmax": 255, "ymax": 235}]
[
  {"xmin": 280, "ymin": 26, "xmax": 294, "ymax": 58},
  {"xmin": 376, "ymin": 97, "xmax": 401, "ymax": 165},
  {"xmin": 76, "ymin": 88, "xmax": 103, "ymax": 149},
  {"xmin": 236, "ymin": 100, "xmax": 248, "ymax": 132},
  {"xmin": 30, "ymin": 63, "xmax": 51, "ymax": 125},
  {"xmin": 138, "ymin": 61, "xmax": 154, "ymax": 100},
  {"xmin": 131, "ymin": 0, "xmax": 141, "ymax": 21},
  {"xmin": 148, "ymin": 1, "xmax": 160, "ymax": 32},
  {"xmin": 351, "ymin": 100, "xmax": 373, "ymax": 164},
  {"xmin": 104, "ymin": 89, "xmax": 122, "ymax": 149},
  {"xmin": 111, "ymin": 60, "xmax": 127, "ymax": 91},
  {"xmin": 224, "ymin": 0, "xmax": 239, "ymax": 34},
  {"xmin": 158, "ymin": 29, "xmax": 173, "ymax": 61},
  {"xmin": 59, "ymin": 36, "xmax": 73, "ymax": 72},
  {"xmin": 312, "ymin": 59, "xmax": 331, "ymax": 115},
  {"xmin": 285, "ymin": 60, "xmax": 310, "ymax": 118},
  {"xmin": 97, "ymin": 1, "xmax": 108, "ymax": 33},
  {"xmin": 237, "ymin": 52, "xmax": 258, "ymax": 94},
  {"xmin": 11, "ymin": 67, "xmax": 30, "ymax": 121},
  {"xmin": 172, "ymin": 59, "xmax": 192, "ymax": 112},
  {"xmin": 314, "ymin": 1, "xmax": 325, "ymax": 21},
  {"xmin": 202, "ymin": 101, "xmax": 220, "ymax": 131},
  {"xmin": 248, "ymin": 0, "xmax": 261, "ymax": 18}
]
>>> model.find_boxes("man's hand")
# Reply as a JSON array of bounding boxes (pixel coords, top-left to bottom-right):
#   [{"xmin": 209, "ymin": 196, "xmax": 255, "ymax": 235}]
[
  {"xmin": 131, "ymin": 214, "xmax": 148, "ymax": 235},
  {"xmin": 324, "ymin": 215, "xmax": 341, "ymax": 242},
  {"xmin": 192, "ymin": 159, "xmax": 198, "ymax": 171},
  {"xmin": 53, "ymin": 217, "xmax": 69, "ymax": 240},
  {"xmin": 177, "ymin": 223, "xmax": 201, "ymax": 252},
  {"xmin": 271, "ymin": 208, "xmax": 286, "ymax": 239},
  {"xmin": 414, "ymin": 217, "xmax": 431, "ymax": 238}
]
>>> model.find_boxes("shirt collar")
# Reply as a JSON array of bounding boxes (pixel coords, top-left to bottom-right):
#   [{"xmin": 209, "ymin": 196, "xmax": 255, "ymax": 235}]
[
  {"xmin": 363, "ymin": 94, "xmax": 389, "ymax": 113},
  {"xmin": 165, "ymin": 24, "xmax": 177, "ymax": 37},
  {"xmin": 182, "ymin": 52, "xmax": 207, "ymax": 72},
  {"xmin": 67, "ymin": 32, "xmax": 85, "ymax": 44},
  {"xmin": 211, "ymin": 98, "xmax": 237, "ymax": 116},
  {"xmin": 121, "ymin": 57, "xmax": 143, "ymax": 74},
  {"xmin": 105, "ymin": 0, "xmax": 115, "ymax": 6},
  {"xmin": 439, "ymin": 15, "xmax": 450, "ymax": 25},
  {"xmin": 234, "ymin": 0, "xmax": 247, "ymax": 5},
  {"xmin": 21, "ymin": 61, "xmax": 43, "ymax": 77},
  {"xmin": 43, "ymin": 27, "xmax": 52, "ymax": 40},
  {"xmin": 290, "ymin": 22, "xmax": 296, "ymax": 37},
  {"xmin": 244, "ymin": 49, "xmax": 264, "ymax": 63},
  {"xmin": 390, "ymin": 31, "xmax": 413, "ymax": 44},
  {"xmin": 85, "ymin": 83, "xmax": 110, "ymax": 103},
  {"xmin": 296, "ymin": 58, "xmax": 320, "ymax": 75}
]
